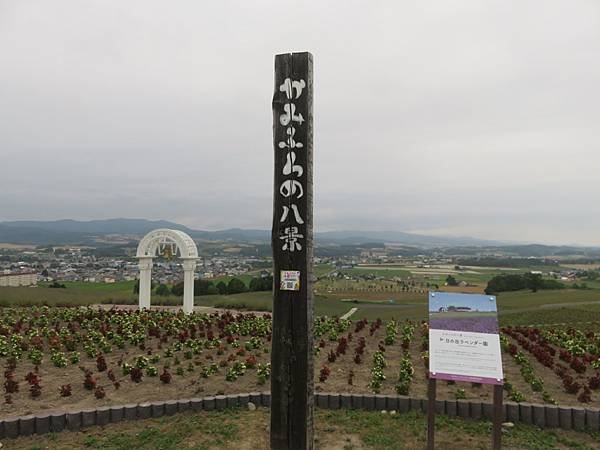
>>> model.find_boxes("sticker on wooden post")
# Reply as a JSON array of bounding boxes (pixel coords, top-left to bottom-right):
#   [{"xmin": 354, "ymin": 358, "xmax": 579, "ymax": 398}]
[{"xmin": 280, "ymin": 270, "xmax": 301, "ymax": 291}]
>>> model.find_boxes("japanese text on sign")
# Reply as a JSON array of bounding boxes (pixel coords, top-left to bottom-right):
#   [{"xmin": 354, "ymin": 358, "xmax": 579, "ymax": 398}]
[{"xmin": 278, "ymin": 77, "xmax": 306, "ymax": 253}]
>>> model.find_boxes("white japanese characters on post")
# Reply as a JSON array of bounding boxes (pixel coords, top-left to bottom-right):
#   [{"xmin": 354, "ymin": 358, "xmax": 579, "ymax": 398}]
[{"xmin": 278, "ymin": 77, "xmax": 306, "ymax": 257}]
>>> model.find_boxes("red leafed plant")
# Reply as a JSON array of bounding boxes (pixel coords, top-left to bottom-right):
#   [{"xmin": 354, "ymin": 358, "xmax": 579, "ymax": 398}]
[
  {"xmin": 570, "ymin": 358, "xmax": 587, "ymax": 374},
  {"xmin": 319, "ymin": 366, "xmax": 331, "ymax": 383},
  {"xmin": 559, "ymin": 349, "xmax": 573, "ymax": 363},
  {"xmin": 26, "ymin": 372, "xmax": 42, "ymax": 398},
  {"xmin": 578, "ymin": 386, "xmax": 592, "ymax": 403},
  {"xmin": 83, "ymin": 369, "xmax": 97, "ymax": 390},
  {"xmin": 160, "ymin": 368, "xmax": 172, "ymax": 384},
  {"xmin": 245, "ymin": 355, "xmax": 257, "ymax": 369},
  {"xmin": 589, "ymin": 374, "xmax": 600, "ymax": 390},
  {"xmin": 94, "ymin": 386, "xmax": 106, "ymax": 399},
  {"xmin": 130, "ymin": 367, "xmax": 143, "ymax": 383},
  {"xmin": 48, "ymin": 334, "xmax": 61, "ymax": 350},
  {"xmin": 60, "ymin": 384, "xmax": 72, "ymax": 397},
  {"xmin": 354, "ymin": 337, "xmax": 366, "ymax": 356},
  {"xmin": 30, "ymin": 383, "xmax": 42, "ymax": 398},
  {"xmin": 96, "ymin": 355, "xmax": 107, "ymax": 372},
  {"xmin": 25, "ymin": 371, "xmax": 38, "ymax": 384},
  {"xmin": 563, "ymin": 376, "xmax": 581, "ymax": 395},
  {"xmin": 327, "ymin": 350, "xmax": 337, "ymax": 363},
  {"xmin": 335, "ymin": 337, "xmax": 348, "ymax": 356},
  {"xmin": 4, "ymin": 371, "xmax": 19, "ymax": 394},
  {"xmin": 29, "ymin": 335, "xmax": 44, "ymax": 350},
  {"xmin": 107, "ymin": 369, "xmax": 116, "ymax": 383},
  {"xmin": 354, "ymin": 319, "xmax": 367, "ymax": 333}
]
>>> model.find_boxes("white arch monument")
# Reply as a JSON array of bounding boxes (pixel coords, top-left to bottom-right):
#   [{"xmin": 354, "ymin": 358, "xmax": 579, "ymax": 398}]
[{"xmin": 136, "ymin": 229, "xmax": 199, "ymax": 314}]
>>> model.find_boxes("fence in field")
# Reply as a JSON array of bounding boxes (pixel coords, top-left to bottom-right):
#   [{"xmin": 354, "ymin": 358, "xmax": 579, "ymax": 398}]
[{"xmin": 0, "ymin": 391, "xmax": 597, "ymax": 439}]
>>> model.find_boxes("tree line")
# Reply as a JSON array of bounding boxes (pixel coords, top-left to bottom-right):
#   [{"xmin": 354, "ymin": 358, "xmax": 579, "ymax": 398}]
[
  {"xmin": 484, "ymin": 273, "xmax": 564, "ymax": 295},
  {"xmin": 134, "ymin": 275, "xmax": 273, "ymax": 297},
  {"xmin": 457, "ymin": 257, "xmax": 559, "ymax": 268}
]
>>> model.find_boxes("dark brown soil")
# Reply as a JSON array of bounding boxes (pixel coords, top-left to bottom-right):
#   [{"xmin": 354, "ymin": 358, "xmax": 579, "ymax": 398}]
[{"xmin": 1, "ymin": 323, "xmax": 593, "ymax": 420}]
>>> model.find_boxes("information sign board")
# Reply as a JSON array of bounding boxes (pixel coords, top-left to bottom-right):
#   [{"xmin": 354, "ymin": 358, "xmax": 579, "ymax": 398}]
[{"xmin": 429, "ymin": 292, "xmax": 503, "ymax": 385}]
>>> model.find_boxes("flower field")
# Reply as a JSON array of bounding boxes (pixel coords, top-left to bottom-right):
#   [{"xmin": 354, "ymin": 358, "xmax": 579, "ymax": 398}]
[
  {"xmin": 429, "ymin": 314, "xmax": 499, "ymax": 333},
  {"xmin": 2, "ymin": 306, "xmax": 600, "ymax": 419}
]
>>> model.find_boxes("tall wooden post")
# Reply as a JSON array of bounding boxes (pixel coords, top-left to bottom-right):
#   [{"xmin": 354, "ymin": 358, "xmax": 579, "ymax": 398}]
[
  {"xmin": 427, "ymin": 377, "xmax": 436, "ymax": 450},
  {"xmin": 271, "ymin": 51, "xmax": 314, "ymax": 450},
  {"xmin": 492, "ymin": 384, "xmax": 503, "ymax": 450}
]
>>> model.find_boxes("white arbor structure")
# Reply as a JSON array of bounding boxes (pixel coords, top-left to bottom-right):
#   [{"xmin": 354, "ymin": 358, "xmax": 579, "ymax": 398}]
[{"xmin": 136, "ymin": 229, "xmax": 199, "ymax": 314}]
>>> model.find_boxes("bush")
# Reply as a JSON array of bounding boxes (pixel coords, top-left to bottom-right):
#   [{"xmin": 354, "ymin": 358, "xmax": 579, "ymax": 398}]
[
  {"xmin": 227, "ymin": 278, "xmax": 247, "ymax": 294},
  {"xmin": 155, "ymin": 284, "xmax": 171, "ymax": 296},
  {"xmin": 249, "ymin": 275, "xmax": 273, "ymax": 292},
  {"xmin": 216, "ymin": 281, "xmax": 227, "ymax": 294},
  {"xmin": 485, "ymin": 273, "xmax": 564, "ymax": 294}
]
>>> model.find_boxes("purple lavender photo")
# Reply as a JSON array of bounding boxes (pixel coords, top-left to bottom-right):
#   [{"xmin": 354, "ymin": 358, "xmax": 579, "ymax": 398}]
[{"xmin": 429, "ymin": 292, "xmax": 499, "ymax": 334}]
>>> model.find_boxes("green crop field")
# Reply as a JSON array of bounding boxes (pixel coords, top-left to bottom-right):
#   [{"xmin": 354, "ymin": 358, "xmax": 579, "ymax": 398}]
[
  {"xmin": 2, "ymin": 264, "xmax": 600, "ymax": 327},
  {"xmin": 314, "ymin": 263, "xmax": 335, "ymax": 277},
  {"xmin": 342, "ymin": 267, "xmax": 412, "ymax": 278},
  {"xmin": 40, "ymin": 280, "xmax": 136, "ymax": 292}
]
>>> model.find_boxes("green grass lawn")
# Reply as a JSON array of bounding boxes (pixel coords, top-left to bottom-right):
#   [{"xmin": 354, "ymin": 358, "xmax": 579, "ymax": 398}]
[
  {"xmin": 341, "ymin": 267, "xmax": 412, "ymax": 278},
  {"xmin": 40, "ymin": 280, "xmax": 136, "ymax": 292},
  {"xmin": 3, "ymin": 276, "xmax": 600, "ymax": 327},
  {"xmin": 497, "ymin": 289, "xmax": 600, "ymax": 311},
  {"xmin": 5, "ymin": 408, "xmax": 600, "ymax": 450},
  {"xmin": 0, "ymin": 281, "xmax": 137, "ymax": 307},
  {"xmin": 314, "ymin": 263, "xmax": 335, "ymax": 278}
]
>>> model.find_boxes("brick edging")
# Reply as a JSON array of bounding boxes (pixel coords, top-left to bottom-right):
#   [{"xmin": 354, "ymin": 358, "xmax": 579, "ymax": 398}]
[{"xmin": 0, "ymin": 392, "xmax": 597, "ymax": 439}]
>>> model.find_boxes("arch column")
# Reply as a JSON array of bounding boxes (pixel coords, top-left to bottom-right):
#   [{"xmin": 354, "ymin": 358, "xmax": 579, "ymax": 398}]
[
  {"xmin": 182, "ymin": 258, "xmax": 196, "ymax": 314},
  {"xmin": 138, "ymin": 257, "xmax": 154, "ymax": 310}
]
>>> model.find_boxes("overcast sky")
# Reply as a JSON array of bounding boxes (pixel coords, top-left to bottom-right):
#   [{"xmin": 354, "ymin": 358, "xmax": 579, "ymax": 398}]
[{"xmin": 1, "ymin": 1, "xmax": 599, "ymax": 245}]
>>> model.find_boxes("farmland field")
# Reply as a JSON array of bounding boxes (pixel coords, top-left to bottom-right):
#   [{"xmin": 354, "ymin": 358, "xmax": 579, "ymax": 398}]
[
  {"xmin": 5, "ymin": 307, "xmax": 600, "ymax": 422},
  {"xmin": 429, "ymin": 312, "xmax": 499, "ymax": 333},
  {"xmin": 3, "ymin": 282, "xmax": 600, "ymax": 325},
  {"xmin": 2, "ymin": 261, "xmax": 600, "ymax": 450}
]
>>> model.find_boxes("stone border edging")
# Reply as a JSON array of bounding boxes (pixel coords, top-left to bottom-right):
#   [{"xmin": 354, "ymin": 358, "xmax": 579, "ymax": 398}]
[{"xmin": 0, "ymin": 392, "xmax": 597, "ymax": 439}]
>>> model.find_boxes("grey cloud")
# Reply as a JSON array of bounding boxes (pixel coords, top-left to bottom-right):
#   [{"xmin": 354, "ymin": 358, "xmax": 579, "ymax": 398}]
[{"xmin": 1, "ymin": 0, "xmax": 599, "ymax": 245}]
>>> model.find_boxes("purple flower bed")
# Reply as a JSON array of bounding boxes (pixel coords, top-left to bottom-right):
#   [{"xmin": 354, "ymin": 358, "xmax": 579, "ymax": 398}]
[{"xmin": 429, "ymin": 316, "xmax": 499, "ymax": 334}]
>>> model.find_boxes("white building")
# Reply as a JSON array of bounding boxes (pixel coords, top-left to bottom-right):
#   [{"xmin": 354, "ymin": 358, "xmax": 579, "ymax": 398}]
[{"xmin": 0, "ymin": 271, "xmax": 37, "ymax": 287}]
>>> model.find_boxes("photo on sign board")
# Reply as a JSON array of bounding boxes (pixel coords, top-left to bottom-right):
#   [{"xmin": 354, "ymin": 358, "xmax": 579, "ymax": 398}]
[{"xmin": 429, "ymin": 292, "xmax": 499, "ymax": 334}]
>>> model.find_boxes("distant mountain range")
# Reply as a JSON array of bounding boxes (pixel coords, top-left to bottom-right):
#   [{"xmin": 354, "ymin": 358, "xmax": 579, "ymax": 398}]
[
  {"xmin": 0, "ymin": 218, "xmax": 506, "ymax": 247},
  {"xmin": 2, "ymin": 219, "xmax": 597, "ymax": 256}
]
